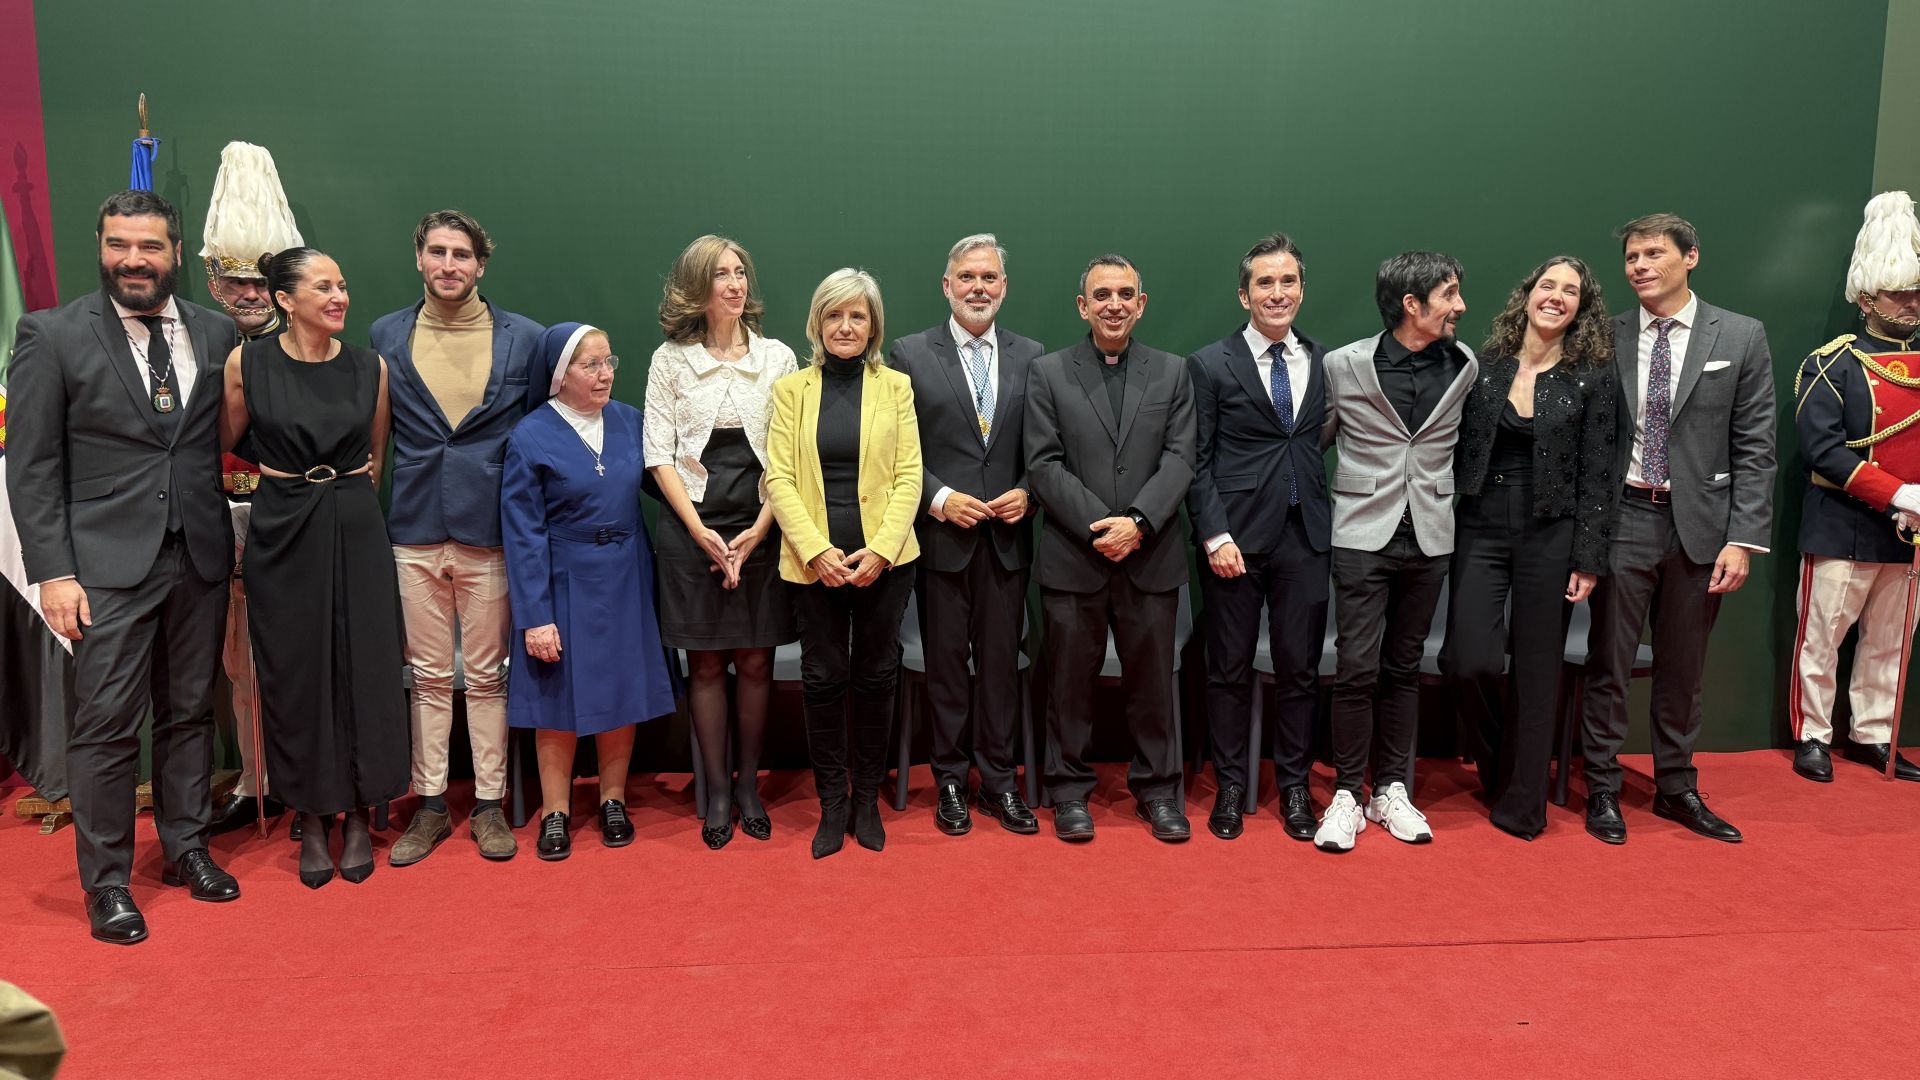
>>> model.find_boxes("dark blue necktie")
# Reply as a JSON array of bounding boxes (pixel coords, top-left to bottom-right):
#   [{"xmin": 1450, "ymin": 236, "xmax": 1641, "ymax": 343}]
[{"xmin": 1269, "ymin": 342, "xmax": 1299, "ymax": 505}]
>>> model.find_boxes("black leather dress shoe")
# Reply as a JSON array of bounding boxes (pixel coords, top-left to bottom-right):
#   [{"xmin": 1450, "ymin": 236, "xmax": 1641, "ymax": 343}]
[
  {"xmin": 209, "ymin": 793, "xmax": 281, "ymax": 836},
  {"xmin": 1135, "ymin": 798, "xmax": 1191, "ymax": 842},
  {"xmin": 87, "ymin": 886, "xmax": 148, "ymax": 945},
  {"xmin": 1585, "ymin": 790, "xmax": 1627, "ymax": 845},
  {"xmin": 600, "ymin": 799, "xmax": 635, "ymax": 847},
  {"xmin": 1652, "ymin": 790, "xmax": 1741, "ymax": 842},
  {"xmin": 161, "ymin": 848, "xmax": 241, "ymax": 901},
  {"xmin": 934, "ymin": 784, "xmax": 972, "ymax": 835},
  {"xmin": 1279, "ymin": 785, "xmax": 1318, "ymax": 841},
  {"xmin": 1052, "ymin": 800, "xmax": 1095, "ymax": 842},
  {"xmin": 537, "ymin": 812, "xmax": 572, "ymax": 862},
  {"xmin": 976, "ymin": 789, "xmax": 1040, "ymax": 834},
  {"xmin": 1208, "ymin": 783, "xmax": 1245, "ymax": 840},
  {"xmin": 1793, "ymin": 738, "xmax": 1833, "ymax": 783},
  {"xmin": 1848, "ymin": 742, "xmax": 1920, "ymax": 782}
]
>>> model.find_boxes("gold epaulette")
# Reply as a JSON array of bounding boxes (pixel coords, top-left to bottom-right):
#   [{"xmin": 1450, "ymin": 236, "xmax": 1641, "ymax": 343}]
[{"xmin": 1812, "ymin": 334, "xmax": 1857, "ymax": 359}]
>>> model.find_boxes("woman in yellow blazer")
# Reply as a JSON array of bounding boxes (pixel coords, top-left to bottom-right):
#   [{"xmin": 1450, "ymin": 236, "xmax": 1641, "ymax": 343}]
[{"xmin": 765, "ymin": 268, "xmax": 921, "ymax": 858}]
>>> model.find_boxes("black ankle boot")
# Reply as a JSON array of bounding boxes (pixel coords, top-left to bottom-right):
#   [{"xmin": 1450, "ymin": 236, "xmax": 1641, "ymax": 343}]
[
  {"xmin": 812, "ymin": 802, "xmax": 850, "ymax": 859},
  {"xmin": 852, "ymin": 800, "xmax": 885, "ymax": 852}
]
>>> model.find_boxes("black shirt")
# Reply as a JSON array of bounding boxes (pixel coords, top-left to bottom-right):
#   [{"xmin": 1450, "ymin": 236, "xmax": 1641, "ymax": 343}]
[
  {"xmin": 1095, "ymin": 338, "xmax": 1130, "ymax": 419},
  {"xmin": 818, "ymin": 357, "xmax": 866, "ymax": 552},
  {"xmin": 1374, "ymin": 332, "xmax": 1466, "ymax": 432}
]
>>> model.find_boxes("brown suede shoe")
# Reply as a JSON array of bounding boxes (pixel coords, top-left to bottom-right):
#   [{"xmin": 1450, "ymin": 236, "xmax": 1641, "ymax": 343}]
[
  {"xmin": 388, "ymin": 808, "xmax": 452, "ymax": 867},
  {"xmin": 470, "ymin": 806, "xmax": 518, "ymax": 861}
]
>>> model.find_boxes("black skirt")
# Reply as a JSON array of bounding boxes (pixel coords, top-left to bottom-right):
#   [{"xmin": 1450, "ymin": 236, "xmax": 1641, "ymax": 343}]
[{"xmin": 655, "ymin": 427, "xmax": 797, "ymax": 649}]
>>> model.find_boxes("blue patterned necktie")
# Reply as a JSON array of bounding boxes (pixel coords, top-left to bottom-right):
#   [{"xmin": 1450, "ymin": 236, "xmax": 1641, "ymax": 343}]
[
  {"xmin": 965, "ymin": 337, "xmax": 994, "ymax": 444},
  {"xmin": 1269, "ymin": 341, "xmax": 1299, "ymax": 505},
  {"xmin": 1643, "ymin": 317, "xmax": 1677, "ymax": 487}
]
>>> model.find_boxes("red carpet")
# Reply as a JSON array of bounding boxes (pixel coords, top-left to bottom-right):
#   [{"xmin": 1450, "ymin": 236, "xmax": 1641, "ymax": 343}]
[{"xmin": 5, "ymin": 751, "xmax": 1919, "ymax": 1079}]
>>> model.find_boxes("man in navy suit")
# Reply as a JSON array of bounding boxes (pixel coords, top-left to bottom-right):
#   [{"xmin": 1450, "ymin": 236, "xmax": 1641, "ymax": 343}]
[
  {"xmin": 370, "ymin": 210, "xmax": 545, "ymax": 866},
  {"xmin": 1186, "ymin": 232, "xmax": 1332, "ymax": 841}
]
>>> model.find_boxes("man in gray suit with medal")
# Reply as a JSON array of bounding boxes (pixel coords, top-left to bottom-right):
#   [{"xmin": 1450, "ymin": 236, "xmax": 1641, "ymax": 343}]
[
  {"xmin": 7, "ymin": 190, "xmax": 243, "ymax": 944},
  {"xmin": 1580, "ymin": 213, "xmax": 1776, "ymax": 844},
  {"xmin": 888, "ymin": 234, "xmax": 1044, "ymax": 836}
]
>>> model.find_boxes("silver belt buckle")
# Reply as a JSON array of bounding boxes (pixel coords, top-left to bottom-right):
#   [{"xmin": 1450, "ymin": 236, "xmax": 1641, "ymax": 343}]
[{"xmin": 303, "ymin": 465, "xmax": 338, "ymax": 483}]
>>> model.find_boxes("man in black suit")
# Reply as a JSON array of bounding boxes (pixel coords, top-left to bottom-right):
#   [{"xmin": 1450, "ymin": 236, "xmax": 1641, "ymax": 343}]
[
  {"xmin": 1187, "ymin": 232, "xmax": 1331, "ymax": 841},
  {"xmin": 6, "ymin": 191, "xmax": 243, "ymax": 944},
  {"xmin": 888, "ymin": 234, "xmax": 1045, "ymax": 836},
  {"xmin": 1026, "ymin": 254, "xmax": 1196, "ymax": 842},
  {"xmin": 1581, "ymin": 213, "xmax": 1776, "ymax": 844}
]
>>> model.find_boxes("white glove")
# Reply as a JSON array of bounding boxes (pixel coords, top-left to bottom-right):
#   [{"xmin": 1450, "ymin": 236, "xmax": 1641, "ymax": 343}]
[
  {"xmin": 1897, "ymin": 510, "xmax": 1920, "ymax": 533},
  {"xmin": 1893, "ymin": 484, "xmax": 1920, "ymax": 516}
]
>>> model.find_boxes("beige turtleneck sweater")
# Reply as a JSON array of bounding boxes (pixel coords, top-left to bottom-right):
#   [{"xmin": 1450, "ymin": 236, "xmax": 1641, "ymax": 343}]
[{"xmin": 409, "ymin": 289, "xmax": 493, "ymax": 429}]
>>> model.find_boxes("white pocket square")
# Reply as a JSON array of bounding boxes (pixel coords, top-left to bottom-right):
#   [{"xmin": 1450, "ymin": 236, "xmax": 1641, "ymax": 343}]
[
  {"xmin": 1712, "ymin": 472, "xmax": 1730, "ymax": 481},
  {"xmin": 1703, "ymin": 361, "xmax": 1730, "ymax": 371}
]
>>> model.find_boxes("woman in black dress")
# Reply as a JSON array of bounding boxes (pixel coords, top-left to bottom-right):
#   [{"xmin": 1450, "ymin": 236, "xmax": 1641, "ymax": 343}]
[
  {"xmin": 1443, "ymin": 256, "xmax": 1616, "ymax": 840},
  {"xmin": 219, "ymin": 246, "xmax": 409, "ymax": 887},
  {"xmin": 643, "ymin": 236, "xmax": 798, "ymax": 849}
]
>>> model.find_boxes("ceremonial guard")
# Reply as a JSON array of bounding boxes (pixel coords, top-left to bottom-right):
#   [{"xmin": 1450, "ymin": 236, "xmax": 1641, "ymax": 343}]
[
  {"xmin": 198, "ymin": 142, "xmax": 306, "ymax": 833},
  {"xmin": 1789, "ymin": 190, "xmax": 1920, "ymax": 783}
]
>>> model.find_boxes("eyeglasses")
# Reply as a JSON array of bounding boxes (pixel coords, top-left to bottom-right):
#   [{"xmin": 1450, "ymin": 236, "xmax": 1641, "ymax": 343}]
[{"xmin": 571, "ymin": 356, "xmax": 620, "ymax": 375}]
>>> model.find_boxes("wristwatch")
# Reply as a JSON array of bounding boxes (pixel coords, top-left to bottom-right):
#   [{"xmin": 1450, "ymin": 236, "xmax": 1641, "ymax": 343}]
[{"xmin": 1127, "ymin": 509, "xmax": 1150, "ymax": 537}]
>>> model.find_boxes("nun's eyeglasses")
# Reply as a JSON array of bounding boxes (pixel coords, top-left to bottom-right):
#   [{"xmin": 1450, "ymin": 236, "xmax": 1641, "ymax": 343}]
[{"xmin": 571, "ymin": 356, "xmax": 620, "ymax": 374}]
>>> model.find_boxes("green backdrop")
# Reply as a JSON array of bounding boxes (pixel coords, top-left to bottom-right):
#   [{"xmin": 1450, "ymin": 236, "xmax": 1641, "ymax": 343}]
[{"xmin": 32, "ymin": 0, "xmax": 1898, "ymax": 750}]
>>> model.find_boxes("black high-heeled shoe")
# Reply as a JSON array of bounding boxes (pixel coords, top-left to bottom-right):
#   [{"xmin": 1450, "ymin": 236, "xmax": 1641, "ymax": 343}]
[
  {"xmin": 297, "ymin": 813, "xmax": 334, "ymax": 889},
  {"xmin": 812, "ymin": 802, "xmax": 849, "ymax": 859},
  {"xmin": 338, "ymin": 809, "xmax": 375, "ymax": 883},
  {"xmin": 702, "ymin": 806, "xmax": 734, "ymax": 850},
  {"xmin": 736, "ymin": 795, "xmax": 771, "ymax": 842}
]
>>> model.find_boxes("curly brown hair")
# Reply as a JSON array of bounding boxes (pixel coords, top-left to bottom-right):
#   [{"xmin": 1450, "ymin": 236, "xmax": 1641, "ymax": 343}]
[
  {"xmin": 659, "ymin": 234, "xmax": 765, "ymax": 344},
  {"xmin": 1482, "ymin": 255, "xmax": 1612, "ymax": 369}
]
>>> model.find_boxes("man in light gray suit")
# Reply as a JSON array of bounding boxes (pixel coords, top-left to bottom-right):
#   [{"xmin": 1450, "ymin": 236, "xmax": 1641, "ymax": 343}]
[
  {"xmin": 6, "ymin": 190, "xmax": 242, "ymax": 944},
  {"xmin": 888, "ymin": 233, "xmax": 1044, "ymax": 836},
  {"xmin": 1581, "ymin": 213, "xmax": 1775, "ymax": 845},
  {"xmin": 1026, "ymin": 254, "xmax": 1196, "ymax": 843},
  {"xmin": 1316, "ymin": 251, "xmax": 1477, "ymax": 853}
]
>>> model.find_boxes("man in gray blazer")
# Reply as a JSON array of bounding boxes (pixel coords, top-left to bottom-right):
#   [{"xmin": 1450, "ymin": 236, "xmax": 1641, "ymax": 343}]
[
  {"xmin": 1581, "ymin": 214, "xmax": 1776, "ymax": 845},
  {"xmin": 1026, "ymin": 254, "xmax": 1196, "ymax": 843},
  {"xmin": 888, "ymin": 233, "xmax": 1044, "ymax": 836},
  {"xmin": 1316, "ymin": 252, "xmax": 1477, "ymax": 853},
  {"xmin": 6, "ymin": 191, "xmax": 243, "ymax": 944}
]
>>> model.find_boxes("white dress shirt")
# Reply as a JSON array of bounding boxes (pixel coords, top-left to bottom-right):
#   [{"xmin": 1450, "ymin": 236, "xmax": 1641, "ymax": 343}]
[
  {"xmin": 1204, "ymin": 326, "xmax": 1310, "ymax": 553},
  {"xmin": 112, "ymin": 295, "xmax": 198, "ymax": 408},
  {"xmin": 641, "ymin": 332, "xmax": 797, "ymax": 502},
  {"xmin": 1625, "ymin": 291, "xmax": 1697, "ymax": 490},
  {"xmin": 929, "ymin": 317, "xmax": 999, "ymax": 519}
]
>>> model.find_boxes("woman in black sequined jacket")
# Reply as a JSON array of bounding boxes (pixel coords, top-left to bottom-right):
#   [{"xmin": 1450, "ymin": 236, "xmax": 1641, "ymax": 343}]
[{"xmin": 1444, "ymin": 255, "xmax": 1615, "ymax": 840}]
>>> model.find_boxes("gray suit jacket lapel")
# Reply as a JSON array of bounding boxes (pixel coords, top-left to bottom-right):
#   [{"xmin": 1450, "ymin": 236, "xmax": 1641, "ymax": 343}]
[
  {"xmin": 1351, "ymin": 333, "xmax": 1411, "ymax": 439},
  {"xmin": 932, "ymin": 323, "xmax": 978, "ymax": 439},
  {"xmin": 985, "ymin": 328, "xmax": 1021, "ymax": 452},
  {"xmin": 90, "ymin": 293, "xmax": 167, "ymax": 443},
  {"xmin": 1412, "ymin": 354, "xmax": 1476, "ymax": 438},
  {"xmin": 1671, "ymin": 303, "xmax": 1720, "ymax": 419}
]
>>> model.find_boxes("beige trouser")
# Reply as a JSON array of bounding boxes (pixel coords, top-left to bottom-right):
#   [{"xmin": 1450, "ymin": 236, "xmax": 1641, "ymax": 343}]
[
  {"xmin": 394, "ymin": 542, "xmax": 511, "ymax": 799},
  {"xmin": 223, "ymin": 576, "xmax": 262, "ymax": 797},
  {"xmin": 1790, "ymin": 554, "xmax": 1919, "ymax": 745}
]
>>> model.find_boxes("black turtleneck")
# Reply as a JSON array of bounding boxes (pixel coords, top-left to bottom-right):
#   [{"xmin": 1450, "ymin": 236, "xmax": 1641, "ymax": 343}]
[{"xmin": 818, "ymin": 355, "xmax": 867, "ymax": 552}]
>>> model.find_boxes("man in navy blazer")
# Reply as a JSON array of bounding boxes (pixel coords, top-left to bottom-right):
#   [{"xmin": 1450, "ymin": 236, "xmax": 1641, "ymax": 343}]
[
  {"xmin": 1186, "ymin": 232, "xmax": 1332, "ymax": 841},
  {"xmin": 369, "ymin": 210, "xmax": 544, "ymax": 866}
]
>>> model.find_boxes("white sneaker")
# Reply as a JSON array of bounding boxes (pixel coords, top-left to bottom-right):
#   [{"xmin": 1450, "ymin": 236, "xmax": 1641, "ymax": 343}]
[
  {"xmin": 1366, "ymin": 782, "xmax": 1432, "ymax": 844},
  {"xmin": 1313, "ymin": 789, "xmax": 1366, "ymax": 852}
]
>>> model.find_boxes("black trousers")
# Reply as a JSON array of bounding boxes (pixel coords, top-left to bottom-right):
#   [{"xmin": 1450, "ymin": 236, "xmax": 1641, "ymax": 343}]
[
  {"xmin": 1443, "ymin": 481, "xmax": 1574, "ymax": 837},
  {"xmin": 68, "ymin": 532, "xmax": 226, "ymax": 893},
  {"xmin": 1200, "ymin": 509, "xmax": 1328, "ymax": 791},
  {"xmin": 793, "ymin": 568, "xmax": 914, "ymax": 807},
  {"xmin": 1329, "ymin": 520, "xmax": 1448, "ymax": 797},
  {"xmin": 1040, "ymin": 576, "xmax": 1181, "ymax": 804},
  {"xmin": 917, "ymin": 545, "xmax": 1027, "ymax": 794},
  {"xmin": 1581, "ymin": 496, "xmax": 1720, "ymax": 797}
]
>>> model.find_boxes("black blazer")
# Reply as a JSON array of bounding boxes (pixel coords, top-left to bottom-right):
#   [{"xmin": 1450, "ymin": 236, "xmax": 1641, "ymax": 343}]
[
  {"xmin": 1025, "ymin": 336, "xmax": 1196, "ymax": 594},
  {"xmin": 6, "ymin": 289, "xmax": 238, "ymax": 589},
  {"xmin": 887, "ymin": 322, "xmax": 1044, "ymax": 574},
  {"xmin": 1186, "ymin": 325, "xmax": 1331, "ymax": 555},
  {"xmin": 1454, "ymin": 354, "xmax": 1617, "ymax": 574}
]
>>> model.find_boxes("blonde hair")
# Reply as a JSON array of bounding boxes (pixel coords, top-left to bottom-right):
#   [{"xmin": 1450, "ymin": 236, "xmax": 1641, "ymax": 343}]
[
  {"xmin": 659, "ymin": 234, "xmax": 764, "ymax": 344},
  {"xmin": 804, "ymin": 268, "xmax": 886, "ymax": 368}
]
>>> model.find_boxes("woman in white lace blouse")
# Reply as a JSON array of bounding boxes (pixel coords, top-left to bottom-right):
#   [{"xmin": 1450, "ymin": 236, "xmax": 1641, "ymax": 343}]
[{"xmin": 643, "ymin": 235, "xmax": 798, "ymax": 849}]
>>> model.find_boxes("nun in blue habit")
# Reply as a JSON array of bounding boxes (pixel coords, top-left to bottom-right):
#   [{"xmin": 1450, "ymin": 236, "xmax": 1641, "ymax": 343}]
[{"xmin": 502, "ymin": 322, "xmax": 677, "ymax": 861}]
